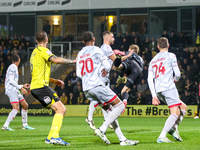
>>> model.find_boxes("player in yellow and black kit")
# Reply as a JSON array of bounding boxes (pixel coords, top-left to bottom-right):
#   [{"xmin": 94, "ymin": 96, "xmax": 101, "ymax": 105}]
[{"xmin": 30, "ymin": 31, "xmax": 75, "ymax": 146}]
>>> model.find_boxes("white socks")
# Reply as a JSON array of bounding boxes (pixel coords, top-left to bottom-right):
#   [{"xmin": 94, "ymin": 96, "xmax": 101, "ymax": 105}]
[
  {"xmin": 111, "ymin": 119, "xmax": 127, "ymax": 141},
  {"xmin": 174, "ymin": 109, "xmax": 186, "ymax": 130},
  {"xmin": 88, "ymin": 101, "xmax": 96, "ymax": 121},
  {"xmin": 159, "ymin": 114, "xmax": 178, "ymax": 138},
  {"xmin": 21, "ymin": 109, "xmax": 28, "ymax": 127},
  {"xmin": 99, "ymin": 101, "xmax": 125, "ymax": 133},
  {"xmin": 3, "ymin": 109, "xmax": 18, "ymax": 127}
]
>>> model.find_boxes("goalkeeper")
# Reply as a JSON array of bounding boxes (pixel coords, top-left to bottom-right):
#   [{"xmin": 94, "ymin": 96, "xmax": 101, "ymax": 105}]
[{"xmin": 113, "ymin": 45, "xmax": 144, "ymax": 110}]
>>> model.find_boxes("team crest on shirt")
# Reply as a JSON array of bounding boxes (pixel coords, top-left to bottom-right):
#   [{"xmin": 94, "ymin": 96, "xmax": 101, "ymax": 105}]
[{"xmin": 44, "ymin": 96, "xmax": 51, "ymax": 104}]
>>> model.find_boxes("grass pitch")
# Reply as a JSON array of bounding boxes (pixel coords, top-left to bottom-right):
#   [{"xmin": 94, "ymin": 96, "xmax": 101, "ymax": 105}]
[{"xmin": 0, "ymin": 116, "xmax": 199, "ymax": 150}]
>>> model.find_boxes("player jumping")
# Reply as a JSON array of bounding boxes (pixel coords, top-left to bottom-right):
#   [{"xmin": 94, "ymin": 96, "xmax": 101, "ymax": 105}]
[
  {"xmin": 147, "ymin": 37, "xmax": 187, "ymax": 143},
  {"xmin": 76, "ymin": 31, "xmax": 139, "ymax": 146}
]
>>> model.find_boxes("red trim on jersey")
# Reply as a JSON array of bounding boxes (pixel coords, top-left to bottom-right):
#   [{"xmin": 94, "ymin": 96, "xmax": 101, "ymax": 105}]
[
  {"xmin": 11, "ymin": 101, "xmax": 19, "ymax": 104},
  {"xmin": 103, "ymin": 95, "xmax": 117, "ymax": 105},
  {"xmin": 169, "ymin": 103, "xmax": 182, "ymax": 108},
  {"xmin": 94, "ymin": 102, "xmax": 101, "ymax": 108},
  {"xmin": 173, "ymin": 65, "xmax": 178, "ymax": 67},
  {"xmin": 19, "ymin": 99, "xmax": 25, "ymax": 103}
]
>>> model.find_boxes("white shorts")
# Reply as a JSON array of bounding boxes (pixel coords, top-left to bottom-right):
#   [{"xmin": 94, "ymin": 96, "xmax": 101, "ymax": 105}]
[
  {"xmin": 84, "ymin": 85, "xmax": 117, "ymax": 107},
  {"xmin": 6, "ymin": 91, "xmax": 25, "ymax": 105},
  {"xmin": 157, "ymin": 88, "xmax": 182, "ymax": 108}
]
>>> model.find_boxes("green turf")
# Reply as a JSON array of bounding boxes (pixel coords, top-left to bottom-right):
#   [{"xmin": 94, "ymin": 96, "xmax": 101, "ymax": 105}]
[{"xmin": 0, "ymin": 116, "xmax": 199, "ymax": 150}]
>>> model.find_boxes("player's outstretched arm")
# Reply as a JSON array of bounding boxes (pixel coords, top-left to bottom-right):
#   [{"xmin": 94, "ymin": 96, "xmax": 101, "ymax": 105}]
[
  {"xmin": 50, "ymin": 55, "xmax": 76, "ymax": 64},
  {"xmin": 20, "ymin": 87, "xmax": 28, "ymax": 95},
  {"xmin": 49, "ymin": 78, "xmax": 64, "ymax": 86}
]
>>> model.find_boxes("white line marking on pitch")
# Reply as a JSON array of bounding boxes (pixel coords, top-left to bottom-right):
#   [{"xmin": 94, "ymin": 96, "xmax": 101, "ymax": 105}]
[{"xmin": 0, "ymin": 128, "xmax": 199, "ymax": 143}]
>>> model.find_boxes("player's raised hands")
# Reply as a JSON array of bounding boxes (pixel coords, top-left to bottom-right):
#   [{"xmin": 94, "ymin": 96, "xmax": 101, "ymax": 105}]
[
  {"xmin": 23, "ymin": 84, "xmax": 30, "ymax": 88},
  {"xmin": 152, "ymin": 96, "xmax": 160, "ymax": 106}
]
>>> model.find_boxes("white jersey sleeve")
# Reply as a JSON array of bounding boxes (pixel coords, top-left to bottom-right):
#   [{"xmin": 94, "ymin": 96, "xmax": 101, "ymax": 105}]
[
  {"xmin": 5, "ymin": 64, "xmax": 23, "ymax": 94},
  {"xmin": 76, "ymin": 46, "xmax": 110, "ymax": 91},
  {"xmin": 147, "ymin": 52, "xmax": 179, "ymax": 95},
  {"xmin": 169, "ymin": 54, "xmax": 181, "ymax": 81}
]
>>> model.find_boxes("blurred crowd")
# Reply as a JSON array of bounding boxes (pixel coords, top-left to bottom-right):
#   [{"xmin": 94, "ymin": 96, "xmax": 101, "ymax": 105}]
[{"xmin": 0, "ymin": 35, "xmax": 33, "ymax": 84}]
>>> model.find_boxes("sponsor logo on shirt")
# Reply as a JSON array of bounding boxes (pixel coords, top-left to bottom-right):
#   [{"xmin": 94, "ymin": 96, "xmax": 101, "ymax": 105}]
[{"xmin": 46, "ymin": 50, "xmax": 52, "ymax": 55}]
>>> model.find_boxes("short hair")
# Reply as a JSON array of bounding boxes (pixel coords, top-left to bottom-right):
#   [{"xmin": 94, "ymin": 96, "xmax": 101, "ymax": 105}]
[
  {"xmin": 12, "ymin": 54, "xmax": 20, "ymax": 62},
  {"xmin": 35, "ymin": 31, "xmax": 47, "ymax": 43},
  {"xmin": 102, "ymin": 31, "xmax": 112, "ymax": 40},
  {"xmin": 129, "ymin": 44, "xmax": 139, "ymax": 54},
  {"xmin": 157, "ymin": 37, "xmax": 168, "ymax": 49},
  {"xmin": 83, "ymin": 31, "xmax": 94, "ymax": 43}
]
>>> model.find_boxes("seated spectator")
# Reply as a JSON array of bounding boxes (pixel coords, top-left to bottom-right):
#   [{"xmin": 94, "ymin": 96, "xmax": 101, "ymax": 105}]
[
  {"xmin": 13, "ymin": 35, "xmax": 19, "ymax": 45},
  {"xmin": 0, "ymin": 47, "xmax": 7, "ymax": 62},
  {"xmin": 74, "ymin": 85, "xmax": 83, "ymax": 99},
  {"xmin": 182, "ymin": 47, "xmax": 191, "ymax": 60},
  {"xmin": 184, "ymin": 65, "xmax": 194, "ymax": 80},
  {"xmin": 77, "ymin": 92, "xmax": 87, "ymax": 105},
  {"xmin": 184, "ymin": 78, "xmax": 195, "ymax": 93},
  {"xmin": 65, "ymin": 79, "xmax": 73, "ymax": 95},
  {"xmin": 120, "ymin": 37, "xmax": 129, "ymax": 52},
  {"xmin": 68, "ymin": 92, "xmax": 77, "ymax": 104},
  {"xmin": 188, "ymin": 53, "xmax": 195, "ymax": 65},
  {"xmin": 7, "ymin": 39, "xmax": 14, "ymax": 50},
  {"xmin": 0, "ymin": 62, "xmax": 6, "ymax": 84},
  {"xmin": 175, "ymin": 79, "xmax": 184, "ymax": 95},
  {"xmin": 4, "ymin": 54, "xmax": 12, "ymax": 68},
  {"xmin": 60, "ymin": 92, "xmax": 68, "ymax": 105},
  {"xmin": 113, "ymin": 33, "xmax": 123, "ymax": 50},
  {"xmin": 149, "ymin": 37, "xmax": 158, "ymax": 52},
  {"xmin": 0, "ymin": 36, "xmax": 4, "ymax": 46},
  {"xmin": 181, "ymin": 90, "xmax": 196, "ymax": 105},
  {"xmin": 131, "ymin": 31, "xmax": 140, "ymax": 45},
  {"xmin": 182, "ymin": 58, "xmax": 189, "ymax": 70},
  {"xmin": 142, "ymin": 47, "xmax": 152, "ymax": 63},
  {"xmin": 135, "ymin": 92, "xmax": 145, "ymax": 105},
  {"xmin": 141, "ymin": 65, "xmax": 148, "ymax": 79},
  {"xmin": 137, "ymin": 79, "xmax": 148, "ymax": 95},
  {"xmin": 73, "ymin": 81, "xmax": 82, "ymax": 93},
  {"xmin": 143, "ymin": 37, "xmax": 150, "ymax": 51},
  {"xmin": 191, "ymin": 59, "xmax": 199, "ymax": 76},
  {"xmin": 125, "ymin": 32, "xmax": 132, "ymax": 45},
  {"xmin": 110, "ymin": 71, "xmax": 118, "ymax": 85},
  {"xmin": 4, "ymin": 35, "xmax": 10, "ymax": 47},
  {"xmin": 132, "ymin": 37, "xmax": 141, "ymax": 49},
  {"xmin": 193, "ymin": 47, "xmax": 199, "ymax": 58},
  {"xmin": 71, "ymin": 72, "xmax": 79, "ymax": 85},
  {"xmin": 19, "ymin": 35, "xmax": 27, "ymax": 45},
  {"xmin": 145, "ymin": 91, "xmax": 152, "ymax": 105}
]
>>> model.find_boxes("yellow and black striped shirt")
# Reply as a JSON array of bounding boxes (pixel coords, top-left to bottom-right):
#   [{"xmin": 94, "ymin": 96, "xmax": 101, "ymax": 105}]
[{"xmin": 30, "ymin": 46, "xmax": 54, "ymax": 90}]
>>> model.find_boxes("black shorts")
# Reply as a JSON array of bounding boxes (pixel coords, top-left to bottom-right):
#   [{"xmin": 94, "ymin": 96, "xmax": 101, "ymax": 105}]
[
  {"xmin": 123, "ymin": 60, "xmax": 142, "ymax": 89},
  {"xmin": 31, "ymin": 86, "xmax": 60, "ymax": 108}
]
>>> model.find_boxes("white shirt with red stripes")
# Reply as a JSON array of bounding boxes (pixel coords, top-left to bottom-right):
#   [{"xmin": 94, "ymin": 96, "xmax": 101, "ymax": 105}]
[{"xmin": 148, "ymin": 51, "xmax": 181, "ymax": 97}]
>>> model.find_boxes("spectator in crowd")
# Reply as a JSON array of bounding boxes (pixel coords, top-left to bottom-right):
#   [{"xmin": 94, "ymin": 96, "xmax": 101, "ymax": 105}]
[
  {"xmin": 131, "ymin": 19, "xmax": 139, "ymax": 33},
  {"xmin": 113, "ymin": 33, "xmax": 123, "ymax": 50},
  {"xmin": 60, "ymin": 92, "xmax": 68, "ymax": 105},
  {"xmin": 125, "ymin": 32, "xmax": 132, "ymax": 45},
  {"xmin": 169, "ymin": 31, "xmax": 177, "ymax": 49},
  {"xmin": 71, "ymin": 72, "xmax": 79, "ymax": 86},
  {"xmin": 135, "ymin": 92, "xmax": 145, "ymax": 105},
  {"xmin": 74, "ymin": 85, "xmax": 83, "ymax": 99},
  {"xmin": 77, "ymin": 92, "xmax": 87, "ymax": 105},
  {"xmin": 161, "ymin": 31, "xmax": 169, "ymax": 40},
  {"xmin": 131, "ymin": 31, "xmax": 140, "ymax": 45},
  {"xmin": 137, "ymin": 79, "xmax": 148, "ymax": 95},
  {"xmin": 145, "ymin": 92, "xmax": 152, "ymax": 105},
  {"xmin": 181, "ymin": 90, "xmax": 196, "ymax": 105},
  {"xmin": 194, "ymin": 81, "xmax": 200, "ymax": 119},
  {"xmin": 143, "ymin": 37, "xmax": 150, "ymax": 50},
  {"xmin": 142, "ymin": 47, "xmax": 152, "ymax": 63},
  {"xmin": 19, "ymin": 35, "xmax": 27, "ymax": 45},
  {"xmin": 121, "ymin": 19, "xmax": 129, "ymax": 35},
  {"xmin": 132, "ymin": 37, "xmax": 141, "ymax": 49},
  {"xmin": 178, "ymin": 32, "xmax": 186, "ymax": 48},
  {"xmin": 68, "ymin": 92, "xmax": 76, "ymax": 104},
  {"xmin": 18, "ymin": 45, "xmax": 27, "ymax": 64},
  {"xmin": 149, "ymin": 37, "xmax": 158, "ymax": 52},
  {"xmin": 120, "ymin": 37, "xmax": 129, "ymax": 52},
  {"xmin": 0, "ymin": 62, "xmax": 6, "ymax": 83},
  {"xmin": 196, "ymin": 31, "xmax": 200, "ymax": 48},
  {"xmin": 193, "ymin": 47, "xmax": 199, "ymax": 58},
  {"xmin": 43, "ymin": 20, "xmax": 51, "ymax": 35},
  {"xmin": 182, "ymin": 47, "xmax": 191, "ymax": 60},
  {"xmin": 65, "ymin": 79, "xmax": 73, "ymax": 96},
  {"xmin": 175, "ymin": 79, "xmax": 184, "ymax": 95},
  {"xmin": 191, "ymin": 59, "xmax": 199, "ymax": 76},
  {"xmin": 13, "ymin": 35, "xmax": 20, "ymax": 45},
  {"xmin": 188, "ymin": 53, "xmax": 195, "ymax": 65},
  {"xmin": 110, "ymin": 21, "xmax": 117, "ymax": 37},
  {"xmin": 4, "ymin": 35, "xmax": 10, "ymax": 47},
  {"xmin": 7, "ymin": 39, "xmax": 14, "ymax": 51},
  {"xmin": 0, "ymin": 36, "xmax": 4, "ymax": 46},
  {"xmin": 184, "ymin": 65, "xmax": 194, "ymax": 80},
  {"xmin": 110, "ymin": 72, "xmax": 118, "ymax": 86},
  {"xmin": 182, "ymin": 58, "xmax": 189, "ymax": 70},
  {"xmin": 141, "ymin": 65, "xmax": 148, "ymax": 79},
  {"xmin": 57, "ymin": 84, "xmax": 66, "ymax": 98},
  {"xmin": 178, "ymin": 64, "xmax": 185, "ymax": 76},
  {"xmin": 184, "ymin": 78, "xmax": 195, "ymax": 93}
]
